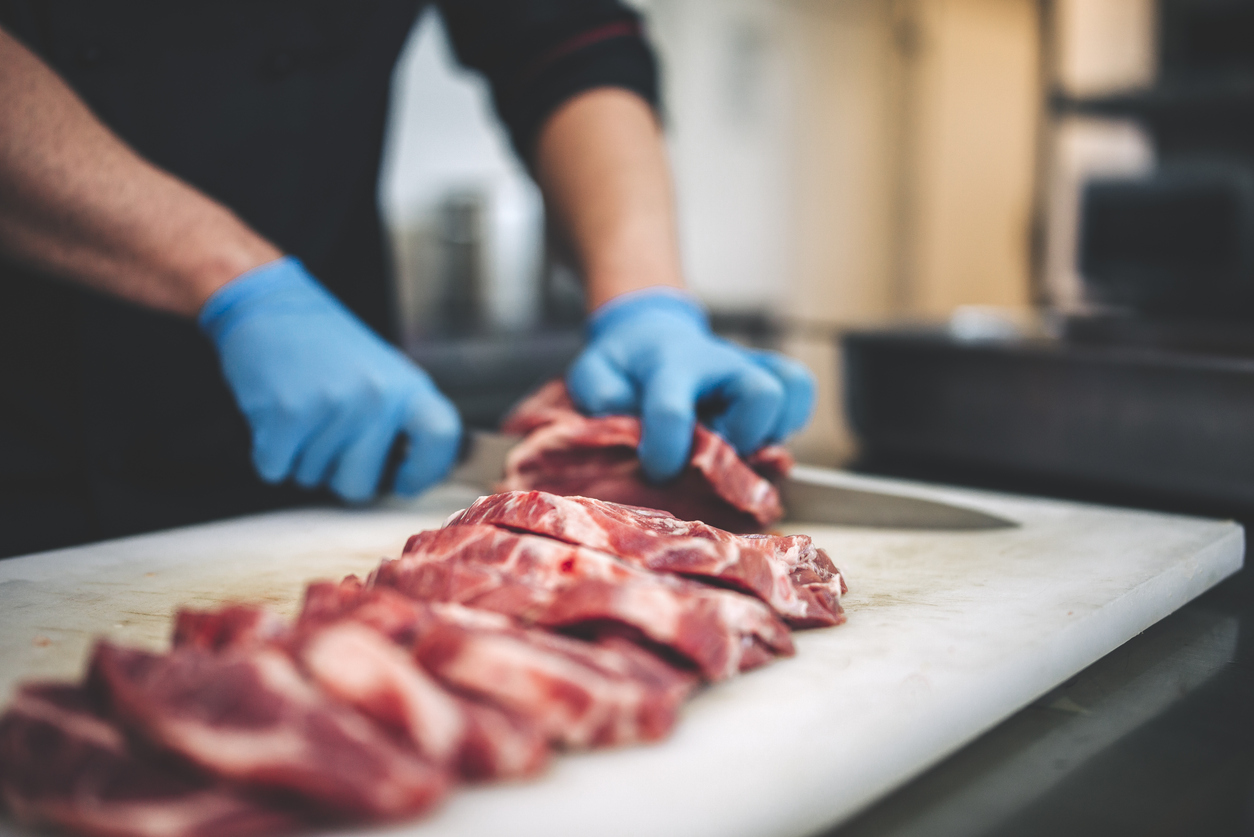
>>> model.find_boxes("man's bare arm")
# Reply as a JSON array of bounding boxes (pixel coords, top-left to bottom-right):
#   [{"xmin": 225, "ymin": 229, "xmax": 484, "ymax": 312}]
[
  {"xmin": 535, "ymin": 86, "xmax": 815, "ymax": 481},
  {"xmin": 0, "ymin": 26, "xmax": 279, "ymax": 316},
  {"xmin": 532, "ymin": 87, "xmax": 686, "ymax": 311}
]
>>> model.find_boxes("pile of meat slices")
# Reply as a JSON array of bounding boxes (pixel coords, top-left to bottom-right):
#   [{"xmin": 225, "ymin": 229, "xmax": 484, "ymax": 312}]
[
  {"xmin": 499, "ymin": 381, "xmax": 794, "ymax": 533},
  {"xmin": 0, "ymin": 491, "xmax": 846, "ymax": 837}
]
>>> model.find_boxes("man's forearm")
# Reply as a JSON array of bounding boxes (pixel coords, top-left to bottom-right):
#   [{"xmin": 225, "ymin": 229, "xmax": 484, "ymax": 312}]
[
  {"xmin": 0, "ymin": 26, "xmax": 279, "ymax": 316},
  {"xmin": 533, "ymin": 87, "xmax": 685, "ymax": 311}
]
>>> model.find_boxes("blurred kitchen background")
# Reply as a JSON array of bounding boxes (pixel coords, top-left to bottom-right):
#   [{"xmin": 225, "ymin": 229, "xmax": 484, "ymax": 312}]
[{"xmin": 380, "ymin": 0, "xmax": 1254, "ymax": 514}]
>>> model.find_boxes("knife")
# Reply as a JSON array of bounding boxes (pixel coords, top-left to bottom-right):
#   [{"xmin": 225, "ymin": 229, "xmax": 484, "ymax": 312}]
[
  {"xmin": 436, "ymin": 430, "xmax": 1015, "ymax": 531},
  {"xmin": 778, "ymin": 470, "xmax": 1015, "ymax": 529}
]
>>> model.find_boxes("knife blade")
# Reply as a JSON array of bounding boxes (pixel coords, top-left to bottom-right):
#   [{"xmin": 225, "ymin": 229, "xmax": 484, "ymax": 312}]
[
  {"xmin": 779, "ymin": 473, "xmax": 1016, "ymax": 530},
  {"xmin": 440, "ymin": 431, "xmax": 1015, "ymax": 531}
]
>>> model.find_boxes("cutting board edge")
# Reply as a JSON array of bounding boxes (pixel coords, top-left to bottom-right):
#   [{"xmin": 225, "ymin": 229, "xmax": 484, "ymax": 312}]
[{"xmin": 782, "ymin": 520, "xmax": 1246, "ymax": 837}]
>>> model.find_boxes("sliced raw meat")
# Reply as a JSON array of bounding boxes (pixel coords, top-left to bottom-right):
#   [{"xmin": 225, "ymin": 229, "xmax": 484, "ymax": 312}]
[
  {"xmin": 175, "ymin": 600, "xmax": 468, "ymax": 769},
  {"xmin": 294, "ymin": 588, "xmax": 549, "ymax": 781},
  {"xmin": 687, "ymin": 428, "xmax": 787, "ymax": 524},
  {"xmin": 453, "ymin": 700, "xmax": 551, "ymax": 781},
  {"xmin": 745, "ymin": 444, "xmax": 794, "ymax": 481},
  {"xmin": 296, "ymin": 620, "xmax": 468, "ymax": 766},
  {"xmin": 412, "ymin": 608, "xmax": 696, "ymax": 748},
  {"xmin": 375, "ymin": 524, "xmax": 794, "ymax": 680},
  {"xmin": 299, "ymin": 584, "xmax": 694, "ymax": 750},
  {"xmin": 499, "ymin": 378, "xmax": 578, "ymax": 435},
  {"xmin": 498, "ymin": 380, "xmax": 790, "ymax": 532},
  {"xmin": 447, "ymin": 490, "xmax": 846, "ymax": 628},
  {"xmin": 174, "ymin": 595, "xmax": 548, "ymax": 783},
  {"xmin": 299, "ymin": 575, "xmax": 369, "ymax": 625},
  {"xmin": 88, "ymin": 641, "xmax": 447, "ymax": 821},
  {"xmin": 296, "ymin": 580, "xmax": 482, "ymax": 650},
  {"xmin": 741, "ymin": 532, "xmax": 848, "ymax": 598},
  {"xmin": 419, "ymin": 603, "xmax": 698, "ymax": 732},
  {"xmin": 0, "ymin": 682, "xmax": 299, "ymax": 837},
  {"xmin": 173, "ymin": 605, "xmax": 286, "ymax": 652}
]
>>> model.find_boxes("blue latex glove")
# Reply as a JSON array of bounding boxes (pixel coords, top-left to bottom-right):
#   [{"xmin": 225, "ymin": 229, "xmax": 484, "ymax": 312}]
[
  {"xmin": 566, "ymin": 288, "xmax": 816, "ymax": 482},
  {"xmin": 199, "ymin": 257, "xmax": 461, "ymax": 502}
]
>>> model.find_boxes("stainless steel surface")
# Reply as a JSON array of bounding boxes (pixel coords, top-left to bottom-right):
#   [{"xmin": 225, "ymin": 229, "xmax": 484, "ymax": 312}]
[{"xmin": 780, "ymin": 475, "xmax": 1018, "ymax": 530}]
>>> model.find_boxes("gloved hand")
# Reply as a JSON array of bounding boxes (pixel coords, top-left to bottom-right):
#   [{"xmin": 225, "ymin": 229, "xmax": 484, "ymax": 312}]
[
  {"xmin": 199, "ymin": 257, "xmax": 461, "ymax": 502},
  {"xmin": 566, "ymin": 288, "xmax": 815, "ymax": 482}
]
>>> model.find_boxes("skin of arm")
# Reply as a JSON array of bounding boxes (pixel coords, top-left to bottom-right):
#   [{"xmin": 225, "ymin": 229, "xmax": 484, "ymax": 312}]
[
  {"xmin": 1, "ymin": 21, "xmax": 676, "ymax": 319},
  {"xmin": 0, "ymin": 23, "xmax": 724, "ymax": 498},
  {"xmin": 0, "ymin": 26, "xmax": 279, "ymax": 316},
  {"xmin": 532, "ymin": 87, "xmax": 686, "ymax": 311},
  {"xmin": 535, "ymin": 86, "xmax": 815, "ymax": 479}
]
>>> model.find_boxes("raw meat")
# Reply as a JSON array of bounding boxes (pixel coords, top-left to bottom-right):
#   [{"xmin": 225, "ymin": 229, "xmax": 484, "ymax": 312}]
[
  {"xmin": 375, "ymin": 523, "xmax": 795, "ymax": 680},
  {"xmin": 498, "ymin": 380, "xmax": 791, "ymax": 532},
  {"xmin": 310, "ymin": 584, "xmax": 697, "ymax": 748},
  {"xmin": 296, "ymin": 621, "xmax": 468, "ymax": 765},
  {"xmin": 0, "ymin": 457, "xmax": 850, "ymax": 837},
  {"xmin": 299, "ymin": 575, "xmax": 370, "ymax": 625},
  {"xmin": 294, "ymin": 586, "xmax": 551, "ymax": 780},
  {"xmin": 174, "ymin": 596, "xmax": 548, "ymax": 782},
  {"xmin": 498, "ymin": 378, "xmax": 578, "ymax": 435},
  {"xmin": 174, "ymin": 603, "xmax": 467, "ymax": 767},
  {"xmin": 743, "ymin": 444, "xmax": 794, "ymax": 481},
  {"xmin": 88, "ymin": 641, "xmax": 447, "ymax": 821},
  {"xmin": 299, "ymin": 617, "xmax": 547, "ymax": 781},
  {"xmin": 415, "ymin": 618, "xmax": 691, "ymax": 748},
  {"xmin": 0, "ymin": 682, "xmax": 299, "ymax": 837},
  {"xmin": 301, "ymin": 583, "xmax": 696, "ymax": 749},
  {"xmin": 172, "ymin": 605, "xmax": 285, "ymax": 652},
  {"xmin": 447, "ymin": 490, "xmax": 846, "ymax": 627},
  {"xmin": 741, "ymin": 532, "xmax": 849, "ymax": 604}
]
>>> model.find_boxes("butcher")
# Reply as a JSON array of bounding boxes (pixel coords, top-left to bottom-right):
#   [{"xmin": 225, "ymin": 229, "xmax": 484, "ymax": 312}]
[{"xmin": 0, "ymin": 1, "xmax": 815, "ymax": 558}]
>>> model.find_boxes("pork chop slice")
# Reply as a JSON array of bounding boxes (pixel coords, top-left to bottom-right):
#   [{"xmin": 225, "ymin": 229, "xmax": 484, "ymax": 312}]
[
  {"xmin": 449, "ymin": 490, "xmax": 845, "ymax": 627},
  {"xmin": 376, "ymin": 523, "xmax": 794, "ymax": 680}
]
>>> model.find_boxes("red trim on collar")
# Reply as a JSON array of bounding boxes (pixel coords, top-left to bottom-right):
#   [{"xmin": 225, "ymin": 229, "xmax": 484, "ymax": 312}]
[{"xmin": 515, "ymin": 20, "xmax": 643, "ymax": 90}]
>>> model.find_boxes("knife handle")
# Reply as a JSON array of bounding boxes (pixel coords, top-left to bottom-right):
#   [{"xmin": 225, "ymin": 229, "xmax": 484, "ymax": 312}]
[{"xmin": 379, "ymin": 432, "xmax": 475, "ymax": 496}]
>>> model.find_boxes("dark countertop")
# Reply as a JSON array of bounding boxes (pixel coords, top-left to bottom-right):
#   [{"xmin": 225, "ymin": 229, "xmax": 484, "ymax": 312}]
[{"xmin": 819, "ymin": 514, "xmax": 1254, "ymax": 837}]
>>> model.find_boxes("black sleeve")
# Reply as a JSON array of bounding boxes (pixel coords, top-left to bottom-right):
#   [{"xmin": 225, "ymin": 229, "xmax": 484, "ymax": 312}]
[{"xmin": 434, "ymin": 0, "xmax": 660, "ymax": 163}]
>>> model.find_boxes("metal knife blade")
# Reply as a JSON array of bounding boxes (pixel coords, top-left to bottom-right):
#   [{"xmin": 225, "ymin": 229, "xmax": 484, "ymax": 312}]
[
  {"xmin": 779, "ymin": 474, "xmax": 1016, "ymax": 530},
  {"xmin": 443, "ymin": 431, "xmax": 1016, "ymax": 530}
]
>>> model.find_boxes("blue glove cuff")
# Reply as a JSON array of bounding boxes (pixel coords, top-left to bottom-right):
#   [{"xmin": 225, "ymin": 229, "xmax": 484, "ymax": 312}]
[
  {"xmin": 586, "ymin": 287, "xmax": 709, "ymax": 341},
  {"xmin": 198, "ymin": 257, "xmax": 335, "ymax": 346}
]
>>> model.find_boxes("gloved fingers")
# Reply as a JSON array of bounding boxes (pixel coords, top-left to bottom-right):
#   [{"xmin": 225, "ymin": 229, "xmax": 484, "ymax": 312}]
[
  {"xmin": 638, "ymin": 370, "xmax": 700, "ymax": 483},
  {"xmin": 326, "ymin": 400, "xmax": 407, "ymax": 504},
  {"xmin": 706, "ymin": 361, "xmax": 786, "ymax": 456},
  {"xmin": 291, "ymin": 397, "xmax": 374, "ymax": 489},
  {"xmin": 566, "ymin": 349, "xmax": 638, "ymax": 415},
  {"xmin": 250, "ymin": 409, "xmax": 315, "ymax": 484},
  {"xmin": 392, "ymin": 389, "xmax": 462, "ymax": 497},
  {"xmin": 750, "ymin": 349, "xmax": 817, "ymax": 442}
]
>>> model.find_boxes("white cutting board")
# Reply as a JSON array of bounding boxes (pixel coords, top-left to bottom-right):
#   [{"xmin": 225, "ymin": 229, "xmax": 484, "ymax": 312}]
[{"xmin": 0, "ymin": 470, "xmax": 1242, "ymax": 837}]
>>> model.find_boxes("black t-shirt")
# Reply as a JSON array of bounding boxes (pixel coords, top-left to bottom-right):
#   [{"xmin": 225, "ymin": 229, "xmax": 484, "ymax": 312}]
[{"xmin": 0, "ymin": 0, "xmax": 657, "ymax": 557}]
